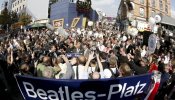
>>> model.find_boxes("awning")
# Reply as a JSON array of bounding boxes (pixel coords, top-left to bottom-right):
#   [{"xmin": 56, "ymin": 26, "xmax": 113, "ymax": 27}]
[
  {"xmin": 160, "ymin": 15, "xmax": 175, "ymax": 26},
  {"xmin": 25, "ymin": 25, "xmax": 32, "ymax": 29},
  {"xmin": 31, "ymin": 23, "xmax": 45, "ymax": 28}
]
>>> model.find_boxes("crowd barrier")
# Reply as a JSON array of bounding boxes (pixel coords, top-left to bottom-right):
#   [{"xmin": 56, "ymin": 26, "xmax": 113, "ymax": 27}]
[{"xmin": 15, "ymin": 73, "xmax": 157, "ymax": 100}]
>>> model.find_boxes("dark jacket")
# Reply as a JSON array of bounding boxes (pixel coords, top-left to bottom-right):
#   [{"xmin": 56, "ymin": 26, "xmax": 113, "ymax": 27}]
[{"xmin": 128, "ymin": 61, "xmax": 148, "ymax": 75}]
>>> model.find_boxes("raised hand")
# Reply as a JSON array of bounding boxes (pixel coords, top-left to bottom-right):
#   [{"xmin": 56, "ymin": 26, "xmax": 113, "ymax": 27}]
[
  {"xmin": 88, "ymin": 51, "xmax": 95, "ymax": 61},
  {"xmin": 95, "ymin": 53, "xmax": 99, "ymax": 59}
]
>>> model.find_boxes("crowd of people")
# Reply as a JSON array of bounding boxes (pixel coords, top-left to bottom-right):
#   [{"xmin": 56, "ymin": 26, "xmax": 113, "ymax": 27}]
[{"xmin": 0, "ymin": 23, "xmax": 175, "ymax": 99}]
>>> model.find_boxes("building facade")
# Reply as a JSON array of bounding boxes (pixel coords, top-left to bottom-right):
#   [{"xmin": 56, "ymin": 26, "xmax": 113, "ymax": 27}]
[
  {"xmin": 132, "ymin": 0, "xmax": 171, "ymax": 20},
  {"xmin": 7, "ymin": 0, "xmax": 14, "ymax": 11},
  {"xmin": 50, "ymin": 0, "xmax": 98, "ymax": 29},
  {"xmin": 118, "ymin": 0, "xmax": 174, "ymax": 31},
  {"xmin": 11, "ymin": 0, "xmax": 49, "ymax": 21},
  {"xmin": 11, "ymin": 0, "xmax": 26, "ymax": 13}
]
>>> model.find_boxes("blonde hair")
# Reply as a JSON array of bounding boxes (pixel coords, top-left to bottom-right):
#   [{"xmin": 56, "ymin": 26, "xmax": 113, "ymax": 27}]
[
  {"xmin": 109, "ymin": 57, "xmax": 117, "ymax": 68},
  {"xmin": 119, "ymin": 63, "xmax": 133, "ymax": 77}
]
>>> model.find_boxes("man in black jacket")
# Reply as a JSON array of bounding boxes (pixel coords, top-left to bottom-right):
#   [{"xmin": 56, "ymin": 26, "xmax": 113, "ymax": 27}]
[{"xmin": 128, "ymin": 56, "xmax": 149, "ymax": 75}]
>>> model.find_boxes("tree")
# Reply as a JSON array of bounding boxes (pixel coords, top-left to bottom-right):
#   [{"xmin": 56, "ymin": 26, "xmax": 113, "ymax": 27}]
[
  {"xmin": 11, "ymin": 11, "xmax": 19, "ymax": 24},
  {"xmin": 19, "ymin": 12, "xmax": 32, "ymax": 26},
  {"xmin": 0, "ymin": 8, "xmax": 19, "ymax": 30},
  {"xmin": 0, "ymin": 8, "xmax": 11, "ymax": 30}
]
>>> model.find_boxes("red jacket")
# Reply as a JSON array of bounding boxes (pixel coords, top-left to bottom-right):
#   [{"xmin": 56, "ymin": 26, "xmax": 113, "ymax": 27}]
[{"xmin": 149, "ymin": 63, "xmax": 158, "ymax": 73}]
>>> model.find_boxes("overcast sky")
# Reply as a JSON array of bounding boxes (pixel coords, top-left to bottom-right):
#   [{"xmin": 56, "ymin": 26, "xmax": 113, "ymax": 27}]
[
  {"xmin": 171, "ymin": 0, "xmax": 175, "ymax": 18},
  {"xmin": 91, "ymin": 0, "xmax": 121, "ymax": 17},
  {"xmin": 0, "ymin": 0, "xmax": 4, "ymax": 10},
  {"xmin": 0, "ymin": 0, "xmax": 174, "ymax": 18},
  {"xmin": 0, "ymin": 0, "xmax": 121, "ymax": 17}
]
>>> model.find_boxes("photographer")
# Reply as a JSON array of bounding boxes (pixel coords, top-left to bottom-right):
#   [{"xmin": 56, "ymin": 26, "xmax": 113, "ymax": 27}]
[{"xmin": 127, "ymin": 54, "xmax": 149, "ymax": 75}]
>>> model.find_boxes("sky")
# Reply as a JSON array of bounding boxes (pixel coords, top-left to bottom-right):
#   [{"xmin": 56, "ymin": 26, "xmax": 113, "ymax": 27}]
[
  {"xmin": 0, "ymin": 0, "xmax": 121, "ymax": 17},
  {"xmin": 0, "ymin": 0, "xmax": 3, "ymax": 9},
  {"xmin": 171, "ymin": 0, "xmax": 175, "ymax": 18},
  {"xmin": 0, "ymin": 0, "xmax": 174, "ymax": 18},
  {"xmin": 91, "ymin": 0, "xmax": 121, "ymax": 17}
]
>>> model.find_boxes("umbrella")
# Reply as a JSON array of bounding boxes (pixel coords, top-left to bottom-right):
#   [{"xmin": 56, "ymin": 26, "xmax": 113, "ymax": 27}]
[{"xmin": 31, "ymin": 23, "xmax": 45, "ymax": 28}]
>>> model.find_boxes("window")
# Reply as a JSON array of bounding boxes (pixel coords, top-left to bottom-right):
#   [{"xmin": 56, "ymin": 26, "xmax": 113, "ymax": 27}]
[
  {"xmin": 140, "ymin": 0, "xmax": 144, "ymax": 4},
  {"xmin": 159, "ymin": 0, "xmax": 163, "ymax": 10},
  {"xmin": 18, "ymin": 1, "xmax": 19, "ymax": 4},
  {"xmin": 17, "ymin": 8, "xmax": 18, "ymax": 12},
  {"xmin": 139, "ymin": 8, "xmax": 145, "ymax": 17},
  {"xmin": 151, "ymin": 0, "xmax": 155, "ymax": 7},
  {"xmin": 165, "ymin": 5, "xmax": 168, "ymax": 13},
  {"xmin": 23, "ymin": 5, "xmax": 25, "ymax": 9}
]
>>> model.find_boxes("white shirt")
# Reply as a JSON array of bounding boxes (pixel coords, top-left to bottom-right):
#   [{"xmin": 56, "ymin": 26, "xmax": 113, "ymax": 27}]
[
  {"xmin": 88, "ymin": 67, "xmax": 96, "ymax": 74},
  {"xmin": 73, "ymin": 65, "xmax": 88, "ymax": 79},
  {"xmin": 141, "ymin": 49, "xmax": 147, "ymax": 57},
  {"xmin": 103, "ymin": 68, "xmax": 117, "ymax": 78},
  {"xmin": 55, "ymin": 63, "xmax": 67, "ymax": 79}
]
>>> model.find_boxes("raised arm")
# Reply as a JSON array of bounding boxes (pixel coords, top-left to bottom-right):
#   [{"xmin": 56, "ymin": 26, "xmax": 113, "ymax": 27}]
[
  {"xmin": 96, "ymin": 53, "xmax": 103, "ymax": 72},
  {"xmin": 61, "ymin": 55, "xmax": 69, "ymax": 64},
  {"xmin": 60, "ymin": 55, "xmax": 74, "ymax": 79},
  {"xmin": 84, "ymin": 51, "xmax": 94, "ymax": 72}
]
